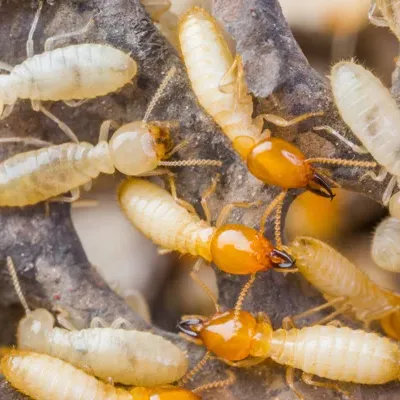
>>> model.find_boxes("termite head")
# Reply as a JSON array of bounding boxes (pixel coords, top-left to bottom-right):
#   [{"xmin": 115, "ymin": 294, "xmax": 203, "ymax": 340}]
[
  {"xmin": 17, "ymin": 309, "xmax": 55, "ymax": 350},
  {"xmin": 245, "ymin": 137, "xmax": 334, "ymax": 199},
  {"xmin": 178, "ymin": 310, "xmax": 272, "ymax": 361},
  {"xmin": 210, "ymin": 224, "xmax": 295, "ymax": 274},
  {"xmin": 130, "ymin": 386, "xmax": 201, "ymax": 400},
  {"xmin": 109, "ymin": 121, "xmax": 171, "ymax": 175}
]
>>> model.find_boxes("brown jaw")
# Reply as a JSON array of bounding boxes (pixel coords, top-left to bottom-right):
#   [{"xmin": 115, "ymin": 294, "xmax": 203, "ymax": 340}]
[
  {"xmin": 306, "ymin": 171, "xmax": 335, "ymax": 200},
  {"xmin": 177, "ymin": 318, "xmax": 202, "ymax": 338},
  {"xmin": 270, "ymin": 249, "xmax": 296, "ymax": 270}
]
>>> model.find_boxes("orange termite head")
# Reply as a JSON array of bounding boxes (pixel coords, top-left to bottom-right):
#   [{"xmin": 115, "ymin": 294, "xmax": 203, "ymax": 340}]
[
  {"xmin": 178, "ymin": 310, "xmax": 272, "ymax": 361},
  {"xmin": 243, "ymin": 137, "xmax": 335, "ymax": 199},
  {"xmin": 210, "ymin": 224, "xmax": 295, "ymax": 275}
]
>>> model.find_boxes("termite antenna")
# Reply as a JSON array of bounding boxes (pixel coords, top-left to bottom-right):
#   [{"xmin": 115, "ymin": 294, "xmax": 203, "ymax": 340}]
[
  {"xmin": 6, "ymin": 257, "xmax": 31, "ymax": 315},
  {"xmin": 178, "ymin": 351, "xmax": 211, "ymax": 386},
  {"xmin": 234, "ymin": 274, "xmax": 256, "ymax": 328},
  {"xmin": 192, "ymin": 370, "xmax": 236, "ymax": 394},
  {"xmin": 142, "ymin": 66, "xmax": 177, "ymax": 124},
  {"xmin": 259, "ymin": 191, "xmax": 286, "ymax": 235},
  {"xmin": 158, "ymin": 159, "xmax": 222, "ymax": 167}
]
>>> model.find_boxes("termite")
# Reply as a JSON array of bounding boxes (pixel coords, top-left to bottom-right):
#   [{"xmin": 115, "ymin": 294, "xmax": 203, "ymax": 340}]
[
  {"xmin": 0, "ymin": 1, "xmax": 138, "ymax": 143},
  {"xmin": 369, "ymin": 0, "xmax": 400, "ymax": 40},
  {"xmin": 372, "ymin": 216, "xmax": 400, "ymax": 273},
  {"xmin": 1, "ymin": 350, "xmax": 235, "ymax": 400},
  {"xmin": 315, "ymin": 60, "xmax": 400, "ymax": 205},
  {"xmin": 290, "ymin": 236, "xmax": 400, "ymax": 340},
  {"xmin": 178, "ymin": 307, "xmax": 400, "ymax": 399},
  {"xmin": 6, "ymin": 257, "xmax": 188, "ymax": 386},
  {"xmin": 178, "ymin": 7, "xmax": 376, "ymax": 205},
  {"xmin": 0, "ymin": 65, "xmax": 220, "ymax": 206}
]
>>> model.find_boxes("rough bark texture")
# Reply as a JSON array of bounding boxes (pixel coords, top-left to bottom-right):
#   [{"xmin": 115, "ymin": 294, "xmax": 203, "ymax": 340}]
[{"xmin": 0, "ymin": 0, "xmax": 399, "ymax": 399}]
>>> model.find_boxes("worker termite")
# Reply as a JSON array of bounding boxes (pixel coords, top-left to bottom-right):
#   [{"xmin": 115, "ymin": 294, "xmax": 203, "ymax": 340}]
[
  {"xmin": 0, "ymin": 65, "xmax": 220, "ymax": 207},
  {"xmin": 179, "ymin": 7, "xmax": 376, "ymax": 204},
  {"xmin": 1, "ymin": 350, "xmax": 235, "ymax": 400},
  {"xmin": 372, "ymin": 216, "xmax": 400, "ymax": 273},
  {"xmin": 6, "ymin": 256, "xmax": 188, "ymax": 386},
  {"xmin": 315, "ymin": 61, "xmax": 400, "ymax": 205},
  {"xmin": 290, "ymin": 236, "xmax": 400, "ymax": 339},
  {"xmin": 178, "ymin": 307, "xmax": 400, "ymax": 399},
  {"xmin": 369, "ymin": 0, "xmax": 400, "ymax": 41},
  {"xmin": 0, "ymin": 1, "xmax": 138, "ymax": 143}
]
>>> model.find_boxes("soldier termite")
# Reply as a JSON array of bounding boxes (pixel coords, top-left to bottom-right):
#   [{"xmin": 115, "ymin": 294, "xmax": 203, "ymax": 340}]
[
  {"xmin": 118, "ymin": 177, "xmax": 295, "ymax": 323},
  {"xmin": 6, "ymin": 257, "xmax": 188, "ymax": 386},
  {"xmin": 290, "ymin": 236, "xmax": 400, "ymax": 339},
  {"xmin": 178, "ymin": 307, "xmax": 400, "ymax": 399},
  {"xmin": 1, "ymin": 350, "xmax": 235, "ymax": 400},
  {"xmin": 372, "ymin": 216, "xmax": 400, "ymax": 273},
  {"xmin": 0, "ymin": 66, "xmax": 220, "ymax": 207},
  {"xmin": 369, "ymin": 0, "xmax": 400, "ymax": 41},
  {"xmin": 0, "ymin": 1, "xmax": 138, "ymax": 143},
  {"xmin": 178, "ymin": 7, "xmax": 376, "ymax": 207},
  {"xmin": 315, "ymin": 61, "xmax": 400, "ymax": 206}
]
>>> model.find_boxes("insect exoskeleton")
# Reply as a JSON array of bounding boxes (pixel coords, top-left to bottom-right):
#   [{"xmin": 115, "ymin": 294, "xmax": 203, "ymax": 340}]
[
  {"xmin": 318, "ymin": 60, "xmax": 400, "ymax": 204},
  {"xmin": 290, "ymin": 236, "xmax": 400, "ymax": 339},
  {"xmin": 118, "ymin": 178, "xmax": 294, "ymax": 275},
  {"xmin": 179, "ymin": 7, "xmax": 375, "ymax": 201},
  {"xmin": 372, "ymin": 216, "xmax": 400, "ymax": 272},
  {"xmin": 178, "ymin": 309, "xmax": 400, "ymax": 390},
  {"xmin": 0, "ymin": 1, "xmax": 138, "ymax": 142},
  {"xmin": 369, "ymin": 0, "xmax": 400, "ymax": 40}
]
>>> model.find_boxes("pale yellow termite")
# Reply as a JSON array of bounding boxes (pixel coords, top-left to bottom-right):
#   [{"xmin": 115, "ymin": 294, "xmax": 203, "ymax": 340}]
[
  {"xmin": 0, "ymin": 66, "xmax": 220, "ymax": 206},
  {"xmin": 6, "ymin": 257, "xmax": 188, "ymax": 386},
  {"xmin": 369, "ymin": 0, "xmax": 400, "ymax": 40},
  {"xmin": 0, "ymin": 1, "xmax": 137, "ymax": 142},
  {"xmin": 372, "ymin": 216, "xmax": 400, "ymax": 272},
  {"xmin": 290, "ymin": 236, "xmax": 400, "ymax": 340}
]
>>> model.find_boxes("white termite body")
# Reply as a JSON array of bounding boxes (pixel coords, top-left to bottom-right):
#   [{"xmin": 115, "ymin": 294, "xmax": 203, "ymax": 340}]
[
  {"xmin": 291, "ymin": 236, "xmax": 400, "ymax": 338},
  {"xmin": 372, "ymin": 216, "xmax": 400, "ymax": 272},
  {"xmin": 269, "ymin": 325, "xmax": 400, "ymax": 383},
  {"xmin": 2, "ymin": 351, "xmax": 133, "ymax": 400},
  {"xmin": 329, "ymin": 61, "xmax": 400, "ymax": 204},
  {"xmin": 370, "ymin": 0, "xmax": 400, "ymax": 40},
  {"xmin": 17, "ymin": 309, "xmax": 188, "ymax": 386}
]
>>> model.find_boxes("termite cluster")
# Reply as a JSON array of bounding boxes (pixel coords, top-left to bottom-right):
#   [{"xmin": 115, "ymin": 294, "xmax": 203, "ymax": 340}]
[{"xmin": 2, "ymin": 1, "xmax": 400, "ymax": 400}]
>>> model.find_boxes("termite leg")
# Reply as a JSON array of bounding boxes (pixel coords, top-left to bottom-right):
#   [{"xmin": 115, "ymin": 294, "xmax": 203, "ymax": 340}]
[
  {"xmin": 221, "ymin": 356, "xmax": 266, "ymax": 368},
  {"xmin": 368, "ymin": 0, "xmax": 388, "ymax": 27},
  {"xmin": 64, "ymin": 99, "xmax": 88, "ymax": 108},
  {"xmin": 49, "ymin": 187, "xmax": 80, "ymax": 203},
  {"xmin": 360, "ymin": 166, "xmax": 388, "ymax": 182},
  {"xmin": 216, "ymin": 200, "xmax": 262, "ymax": 228},
  {"xmin": 258, "ymin": 111, "xmax": 324, "ymax": 128},
  {"xmin": 0, "ymin": 61, "xmax": 13, "ymax": 72},
  {"xmin": 167, "ymin": 174, "xmax": 197, "ymax": 214},
  {"xmin": 34, "ymin": 102, "xmax": 79, "ymax": 143},
  {"xmin": 200, "ymin": 174, "xmax": 220, "ymax": 224},
  {"xmin": 110, "ymin": 317, "xmax": 133, "ymax": 329},
  {"xmin": 98, "ymin": 119, "xmax": 120, "ymax": 143},
  {"xmin": 163, "ymin": 139, "xmax": 189, "ymax": 159},
  {"xmin": 259, "ymin": 191, "xmax": 286, "ymax": 236},
  {"xmin": 326, "ymin": 320, "xmax": 345, "ymax": 328},
  {"xmin": 312, "ymin": 304, "xmax": 351, "ymax": 326},
  {"xmin": 218, "ymin": 55, "xmax": 239, "ymax": 94},
  {"xmin": 362, "ymin": 305, "xmax": 400, "ymax": 326},
  {"xmin": 26, "ymin": 0, "xmax": 44, "ymax": 57},
  {"xmin": 286, "ymin": 367, "xmax": 304, "ymax": 400},
  {"xmin": 313, "ymin": 125, "xmax": 368, "ymax": 154},
  {"xmin": 55, "ymin": 307, "xmax": 77, "ymax": 331},
  {"xmin": 382, "ymin": 175, "xmax": 397, "ymax": 206},
  {"xmin": 302, "ymin": 373, "xmax": 349, "ymax": 398},
  {"xmin": 82, "ymin": 180, "xmax": 93, "ymax": 192},
  {"xmin": 90, "ymin": 317, "xmax": 109, "ymax": 328},
  {"xmin": 44, "ymin": 18, "xmax": 94, "ymax": 52},
  {"xmin": 0, "ymin": 136, "xmax": 52, "ymax": 147},
  {"xmin": 158, "ymin": 248, "xmax": 173, "ymax": 255},
  {"xmin": 256, "ymin": 311, "xmax": 272, "ymax": 326},
  {"xmin": 0, "ymin": 104, "xmax": 15, "ymax": 119},
  {"xmin": 234, "ymin": 274, "xmax": 256, "ymax": 328}
]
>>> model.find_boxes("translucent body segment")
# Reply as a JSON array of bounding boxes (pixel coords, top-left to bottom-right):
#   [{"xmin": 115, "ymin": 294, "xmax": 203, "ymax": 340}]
[
  {"xmin": 1, "ymin": 351, "xmax": 132, "ymax": 400},
  {"xmin": 118, "ymin": 178, "xmax": 214, "ymax": 260},
  {"xmin": 269, "ymin": 325, "xmax": 400, "ymax": 383},
  {"xmin": 372, "ymin": 216, "xmax": 400, "ymax": 272},
  {"xmin": 246, "ymin": 137, "xmax": 311, "ymax": 187},
  {"xmin": 179, "ymin": 7, "xmax": 260, "ymax": 146},
  {"xmin": 330, "ymin": 62, "xmax": 400, "ymax": 175},
  {"xmin": 12, "ymin": 44, "xmax": 137, "ymax": 101}
]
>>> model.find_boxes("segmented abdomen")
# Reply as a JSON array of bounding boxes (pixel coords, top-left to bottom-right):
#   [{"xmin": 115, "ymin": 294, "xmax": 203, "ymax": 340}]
[
  {"xmin": 1, "ymin": 351, "xmax": 131, "ymax": 400},
  {"xmin": 12, "ymin": 44, "xmax": 137, "ymax": 101},
  {"xmin": 118, "ymin": 179, "xmax": 214, "ymax": 260},
  {"xmin": 269, "ymin": 326, "xmax": 400, "ymax": 383},
  {"xmin": 331, "ymin": 62, "xmax": 400, "ymax": 174},
  {"xmin": 40, "ymin": 327, "xmax": 188, "ymax": 386},
  {"xmin": 179, "ymin": 7, "xmax": 260, "ymax": 143},
  {"xmin": 0, "ymin": 142, "xmax": 113, "ymax": 206}
]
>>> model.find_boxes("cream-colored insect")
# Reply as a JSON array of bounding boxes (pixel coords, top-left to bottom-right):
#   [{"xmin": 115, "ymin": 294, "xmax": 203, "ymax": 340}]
[
  {"xmin": 179, "ymin": 307, "xmax": 400, "ymax": 400},
  {"xmin": 372, "ymin": 216, "xmax": 400, "ymax": 272},
  {"xmin": 6, "ymin": 257, "xmax": 188, "ymax": 386},
  {"xmin": 0, "ymin": 66, "xmax": 220, "ymax": 206},
  {"xmin": 315, "ymin": 61, "xmax": 400, "ymax": 205},
  {"xmin": 369, "ymin": 0, "xmax": 400, "ymax": 40},
  {"xmin": 1, "ymin": 350, "xmax": 235, "ymax": 400},
  {"xmin": 0, "ymin": 0, "xmax": 137, "ymax": 142},
  {"xmin": 290, "ymin": 236, "xmax": 400, "ymax": 340}
]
